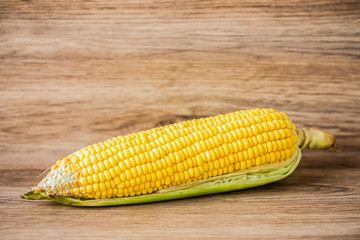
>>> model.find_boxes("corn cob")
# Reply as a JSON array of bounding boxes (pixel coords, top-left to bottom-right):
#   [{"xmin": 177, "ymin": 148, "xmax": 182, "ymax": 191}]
[{"xmin": 21, "ymin": 108, "xmax": 335, "ymax": 206}]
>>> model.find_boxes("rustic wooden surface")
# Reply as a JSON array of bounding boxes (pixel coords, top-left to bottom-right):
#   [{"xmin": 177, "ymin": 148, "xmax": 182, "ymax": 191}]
[{"xmin": 1, "ymin": 0, "xmax": 359, "ymax": 239}]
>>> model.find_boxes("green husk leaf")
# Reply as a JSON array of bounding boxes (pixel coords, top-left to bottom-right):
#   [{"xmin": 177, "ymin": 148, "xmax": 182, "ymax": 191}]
[
  {"xmin": 23, "ymin": 148, "xmax": 301, "ymax": 207},
  {"xmin": 21, "ymin": 190, "xmax": 52, "ymax": 200}
]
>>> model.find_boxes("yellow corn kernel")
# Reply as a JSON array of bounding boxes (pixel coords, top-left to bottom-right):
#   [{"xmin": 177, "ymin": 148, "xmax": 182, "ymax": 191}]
[{"xmin": 41, "ymin": 108, "xmax": 298, "ymax": 200}]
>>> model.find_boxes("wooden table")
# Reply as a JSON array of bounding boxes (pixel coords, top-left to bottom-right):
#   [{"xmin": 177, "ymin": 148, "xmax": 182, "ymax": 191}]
[{"xmin": 1, "ymin": 0, "xmax": 359, "ymax": 239}]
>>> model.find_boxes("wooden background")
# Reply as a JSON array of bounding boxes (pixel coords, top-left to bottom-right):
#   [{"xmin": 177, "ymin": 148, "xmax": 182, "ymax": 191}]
[{"xmin": 1, "ymin": 0, "xmax": 359, "ymax": 239}]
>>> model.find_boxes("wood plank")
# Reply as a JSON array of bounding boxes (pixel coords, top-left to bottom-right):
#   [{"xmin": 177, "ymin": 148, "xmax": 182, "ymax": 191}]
[
  {"xmin": 1, "ymin": 71, "xmax": 359, "ymax": 168},
  {"xmin": 1, "ymin": 151, "xmax": 359, "ymax": 239}
]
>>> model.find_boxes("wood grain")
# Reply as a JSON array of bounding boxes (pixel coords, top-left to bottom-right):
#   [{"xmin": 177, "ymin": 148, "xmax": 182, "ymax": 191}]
[
  {"xmin": 1, "ymin": 151, "xmax": 360, "ymax": 239},
  {"xmin": 0, "ymin": 0, "xmax": 359, "ymax": 239}
]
